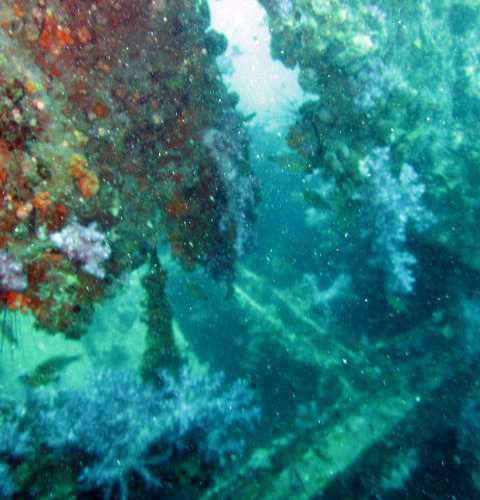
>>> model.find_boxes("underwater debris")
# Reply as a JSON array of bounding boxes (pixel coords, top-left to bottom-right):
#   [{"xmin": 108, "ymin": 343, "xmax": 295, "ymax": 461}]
[
  {"xmin": 203, "ymin": 112, "xmax": 259, "ymax": 262},
  {"xmin": 140, "ymin": 251, "xmax": 179, "ymax": 380}
]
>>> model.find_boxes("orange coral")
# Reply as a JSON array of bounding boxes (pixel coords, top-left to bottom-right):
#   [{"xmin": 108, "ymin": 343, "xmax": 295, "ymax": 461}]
[
  {"xmin": 25, "ymin": 80, "xmax": 39, "ymax": 95},
  {"xmin": 69, "ymin": 155, "xmax": 88, "ymax": 177},
  {"xmin": 15, "ymin": 201, "xmax": 32, "ymax": 220},
  {"xmin": 93, "ymin": 100, "xmax": 110, "ymax": 119},
  {"xmin": 77, "ymin": 25, "xmax": 93, "ymax": 45},
  {"xmin": 5, "ymin": 291, "xmax": 30, "ymax": 313},
  {"xmin": 55, "ymin": 203, "xmax": 69, "ymax": 219},
  {"xmin": 13, "ymin": 4, "xmax": 24, "ymax": 18},
  {"xmin": 57, "ymin": 27, "xmax": 75, "ymax": 47},
  {"xmin": 38, "ymin": 14, "xmax": 74, "ymax": 55},
  {"xmin": 32, "ymin": 191, "xmax": 51, "ymax": 215},
  {"xmin": 77, "ymin": 172, "xmax": 99, "ymax": 199},
  {"xmin": 69, "ymin": 155, "xmax": 100, "ymax": 198},
  {"xmin": 166, "ymin": 199, "xmax": 189, "ymax": 218},
  {"xmin": 0, "ymin": 140, "xmax": 11, "ymax": 168}
]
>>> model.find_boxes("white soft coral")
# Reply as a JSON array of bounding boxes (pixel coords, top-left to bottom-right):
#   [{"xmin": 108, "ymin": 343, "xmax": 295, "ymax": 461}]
[
  {"xmin": 49, "ymin": 221, "xmax": 111, "ymax": 278},
  {"xmin": 0, "ymin": 251, "xmax": 27, "ymax": 291}
]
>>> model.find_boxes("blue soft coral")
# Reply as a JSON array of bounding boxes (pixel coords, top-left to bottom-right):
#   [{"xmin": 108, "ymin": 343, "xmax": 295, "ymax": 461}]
[{"xmin": 32, "ymin": 367, "xmax": 260, "ymax": 499}]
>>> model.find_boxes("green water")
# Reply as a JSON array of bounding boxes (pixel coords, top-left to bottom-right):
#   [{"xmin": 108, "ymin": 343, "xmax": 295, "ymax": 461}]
[{"xmin": 1, "ymin": 0, "xmax": 480, "ymax": 498}]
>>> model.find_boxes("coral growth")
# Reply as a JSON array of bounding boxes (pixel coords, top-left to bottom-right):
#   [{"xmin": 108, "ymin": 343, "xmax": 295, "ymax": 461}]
[
  {"xmin": 261, "ymin": 0, "xmax": 480, "ymax": 274},
  {"xmin": 0, "ymin": 0, "xmax": 258, "ymax": 335},
  {"xmin": 301, "ymin": 273, "xmax": 353, "ymax": 314},
  {"xmin": 49, "ymin": 222, "xmax": 111, "ymax": 279},
  {"xmin": 0, "ymin": 401, "xmax": 33, "ymax": 498},
  {"xmin": 360, "ymin": 147, "xmax": 435, "ymax": 293},
  {"xmin": 0, "ymin": 366, "xmax": 259, "ymax": 498},
  {"xmin": 0, "ymin": 251, "xmax": 27, "ymax": 291},
  {"xmin": 29, "ymin": 367, "xmax": 260, "ymax": 499}
]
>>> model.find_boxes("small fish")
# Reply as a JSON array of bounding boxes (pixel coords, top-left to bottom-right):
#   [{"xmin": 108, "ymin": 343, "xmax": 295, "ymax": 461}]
[
  {"xmin": 387, "ymin": 295, "xmax": 407, "ymax": 313},
  {"xmin": 290, "ymin": 468, "xmax": 306, "ymax": 492},
  {"xmin": 271, "ymin": 256, "xmax": 290, "ymax": 269},
  {"xmin": 1, "ymin": 321, "xmax": 19, "ymax": 347},
  {"xmin": 225, "ymin": 281, "xmax": 234, "ymax": 300},
  {"xmin": 242, "ymin": 112, "xmax": 256, "ymax": 122},
  {"xmin": 19, "ymin": 354, "xmax": 81, "ymax": 388},
  {"xmin": 269, "ymin": 153, "xmax": 310, "ymax": 173},
  {"xmin": 230, "ymin": 45, "xmax": 243, "ymax": 57},
  {"xmin": 303, "ymin": 189, "xmax": 331, "ymax": 210},
  {"xmin": 187, "ymin": 281, "xmax": 209, "ymax": 301}
]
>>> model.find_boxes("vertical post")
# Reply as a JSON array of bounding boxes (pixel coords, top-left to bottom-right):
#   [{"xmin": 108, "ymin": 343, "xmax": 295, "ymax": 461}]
[{"xmin": 140, "ymin": 251, "xmax": 180, "ymax": 381}]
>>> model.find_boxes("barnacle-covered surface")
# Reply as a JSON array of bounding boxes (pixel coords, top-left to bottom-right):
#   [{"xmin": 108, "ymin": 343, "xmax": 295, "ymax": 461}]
[
  {"xmin": 0, "ymin": 2, "xmax": 262, "ymax": 496},
  {"xmin": 0, "ymin": 0, "xmax": 257, "ymax": 338}
]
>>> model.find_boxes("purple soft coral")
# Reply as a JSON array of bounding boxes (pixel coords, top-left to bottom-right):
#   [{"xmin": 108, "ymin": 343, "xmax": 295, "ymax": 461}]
[
  {"xmin": 49, "ymin": 221, "xmax": 111, "ymax": 278},
  {"xmin": 362, "ymin": 147, "xmax": 435, "ymax": 293},
  {"xmin": 0, "ymin": 251, "xmax": 27, "ymax": 292},
  {"xmin": 34, "ymin": 367, "xmax": 260, "ymax": 499}
]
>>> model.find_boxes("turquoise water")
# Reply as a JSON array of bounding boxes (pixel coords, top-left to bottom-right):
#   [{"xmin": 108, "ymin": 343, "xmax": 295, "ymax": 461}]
[{"xmin": 1, "ymin": 0, "xmax": 480, "ymax": 498}]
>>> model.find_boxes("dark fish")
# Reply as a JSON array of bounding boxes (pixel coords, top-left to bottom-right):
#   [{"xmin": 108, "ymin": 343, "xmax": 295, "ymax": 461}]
[
  {"xmin": 230, "ymin": 45, "xmax": 243, "ymax": 57},
  {"xmin": 1, "ymin": 308, "xmax": 20, "ymax": 350},
  {"xmin": 187, "ymin": 281, "xmax": 209, "ymax": 301},
  {"xmin": 1, "ymin": 322, "xmax": 19, "ymax": 347},
  {"xmin": 290, "ymin": 468, "xmax": 306, "ymax": 492},
  {"xmin": 268, "ymin": 153, "xmax": 310, "ymax": 173},
  {"xmin": 242, "ymin": 112, "xmax": 257, "ymax": 122},
  {"xmin": 303, "ymin": 189, "xmax": 331, "ymax": 210},
  {"xmin": 19, "ymin": 354, "xmax": 81, "ymax": 388}
]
